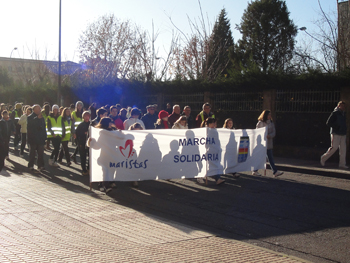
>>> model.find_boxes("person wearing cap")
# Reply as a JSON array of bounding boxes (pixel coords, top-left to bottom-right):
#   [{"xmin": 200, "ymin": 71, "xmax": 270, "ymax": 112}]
[
  {"xmin": 141, "ymin": 105, "xmax": 158, "ymax": 129},
  {"xmin": 71, "ymin": 101, "xmax": 84, "ymax": 163},
  {"xmin": 10, "ymin": 103, "xmax": 23, "ymax": 151},
  {"xmin": 47, "ymin": 105, "xmax": 63, "ymax": 167},
  {"xmin": 75, "ymin": 111, "xmax": 91, "ymax": 176},
  {"xmin": 123, "ymin": 108, "xmax": 145, "ymax": 130},
  {"xmin": 155, "ymin": 110, "xmax": 171, "ymax": 129},
  {"xmin": 27, "ymin": 105, "xmax": 46, "ymax": 171}
]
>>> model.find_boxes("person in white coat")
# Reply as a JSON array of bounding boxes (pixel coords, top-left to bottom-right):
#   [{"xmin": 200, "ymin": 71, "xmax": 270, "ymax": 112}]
[
  {"xmin": 253, "ymin": 110, "xmax": 283, "ymax": 177},
  {"xmin": 18, "ymin": 106, "xmax": 32, "ymax": 157}
]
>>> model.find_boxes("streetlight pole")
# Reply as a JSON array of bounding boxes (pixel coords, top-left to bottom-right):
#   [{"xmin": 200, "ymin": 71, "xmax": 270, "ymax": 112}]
[
  {"xmin": 58, "ymin": 0, "xmax": 62, "ymax": 105},
  {"xmin": 10, "ymin": 47, "xmax": 18, "ymax": 58}
]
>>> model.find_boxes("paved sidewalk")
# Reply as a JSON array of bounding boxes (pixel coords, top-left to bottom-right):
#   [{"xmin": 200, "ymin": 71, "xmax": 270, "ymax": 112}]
[{"xmin": 0, "ymin": 160, "xmax": 307, "ymax": 262}]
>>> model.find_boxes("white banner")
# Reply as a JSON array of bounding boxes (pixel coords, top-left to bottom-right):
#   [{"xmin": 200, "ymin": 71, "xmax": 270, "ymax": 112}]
[{"xmin": 89, "ymin": 127, "xmax": 267, "ymax": 182}]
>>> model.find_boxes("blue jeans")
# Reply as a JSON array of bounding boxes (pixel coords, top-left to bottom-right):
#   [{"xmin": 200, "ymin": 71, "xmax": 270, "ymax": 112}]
[{"xmin": 267, "ymin": 149, "xmax": 277, "ymax": 174}]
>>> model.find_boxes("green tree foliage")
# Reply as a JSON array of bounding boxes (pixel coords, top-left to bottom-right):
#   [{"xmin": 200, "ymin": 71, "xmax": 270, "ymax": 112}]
[
  {"xmin": 233, "ymin": 0, "xmax": 297, "ymax": 74},
  {"xmin": 206, "ymin": 8, "xmax": 234, "ymax": 80}
]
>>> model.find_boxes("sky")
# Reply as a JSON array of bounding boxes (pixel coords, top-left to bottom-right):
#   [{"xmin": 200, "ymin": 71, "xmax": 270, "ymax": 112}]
[{"xmin": 0, "ymin": 0, "xmax": 338, "ymax": 63}]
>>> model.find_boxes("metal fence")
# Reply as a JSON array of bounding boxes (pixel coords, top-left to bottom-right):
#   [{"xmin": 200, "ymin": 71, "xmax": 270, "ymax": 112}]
[
  {"xmin": 213, "ymin": 92, "xmax": 263, "ymax": 111},
  {"xmin": 164, "ymin": 93, "xmax": 205, "ymax": 112},
  {"xmin": 275, "ymin": 90, "xmax": 340, "ymax": 113}
]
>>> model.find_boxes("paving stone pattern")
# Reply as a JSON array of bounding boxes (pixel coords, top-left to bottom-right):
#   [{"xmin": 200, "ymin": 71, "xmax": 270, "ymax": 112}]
[{"xmin": 0, "ymin": 170, "xmax": 304, "ymax": 262}]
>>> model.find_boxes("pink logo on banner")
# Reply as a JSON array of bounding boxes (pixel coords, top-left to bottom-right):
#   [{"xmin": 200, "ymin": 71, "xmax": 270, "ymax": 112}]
[{"xmin": 119, "ymin": 139, "xmax": 134, "ymax": 158}]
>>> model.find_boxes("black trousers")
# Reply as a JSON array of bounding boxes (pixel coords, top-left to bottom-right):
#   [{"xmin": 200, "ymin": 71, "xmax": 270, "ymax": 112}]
[
  {"xmin": 78, "ymin": 144, "xmax": 89, "ymax": 172},
  {"xmin": 4, "ymin": 139, "xmax": 9, "ymax": 157},
  {"xmin": 14, "ymin": 124, "xmax": 21, "ymax": 147},
  {"xmin": 50, "ymin": 137, "xmax": 61, "ymax": 162},
  {"xmin": 20, "ymin": 133, "xmax": 27, "ymax": 154},
  {"xmin": 28, "ymin": 144, "xmax": 45, "ymax": 168},
  {"xmin": 58, "ymin": 141, "xmax": 71, "ymax": 163},
  {"xmin": 0, "ymin": 142, "xmax": 5, "ymax": 171}
]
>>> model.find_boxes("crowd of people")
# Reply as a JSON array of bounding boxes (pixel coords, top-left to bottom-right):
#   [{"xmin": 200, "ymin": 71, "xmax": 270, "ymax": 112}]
[{"xmin": 0, "ymin": 100, "xmax": 285, "ymax": 193}]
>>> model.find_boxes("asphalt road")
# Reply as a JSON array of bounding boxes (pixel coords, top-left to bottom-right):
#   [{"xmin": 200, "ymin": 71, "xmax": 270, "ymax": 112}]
[{"xmin": 4, "ymin": 145, "xmax": 350, "ymax": 263}]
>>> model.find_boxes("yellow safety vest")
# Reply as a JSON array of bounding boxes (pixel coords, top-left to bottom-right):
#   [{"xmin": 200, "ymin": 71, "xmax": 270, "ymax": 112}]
[
  {"xmin": 199, "ymin": 111, "xmax": 215, "ymax": 122},
  {"xmin": 14, "ymin": 111, "xmax": 20, "ymax": 120},
  {"xmin": 47, "ymin": 115, "xmax": 63, "ymax": 138},
  {"xmin": 72, "ymin": 111, "xmax": 82, "ymax": 129},
  {"xmin": 62, "ymin": 119, "xmax": 71, "ymax": 142}
]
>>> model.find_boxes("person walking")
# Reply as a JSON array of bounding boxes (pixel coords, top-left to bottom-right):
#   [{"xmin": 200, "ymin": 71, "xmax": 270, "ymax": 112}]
[
  {"xmin": 42, "ymin": 104, "xmax": 51, "ymax": 151},
  {"xmin": 71, "ymin": 101, "xmax": 84, "ymax": 163},
  {"xmin": 0, "ymin": 110, "xmax": 15, "ymax": 160},
  {"xmin": 123, "ymin": 108, "xmax": 145, "ymax": 130},
  {"xmin": 195, "ymin": 102, "xmax": 215, "ymax": 128},
  {"xmin": 18, "ymin": 106, "xmax": 32, "ymax": 157},
  {"xmin": 155, "ymin": 110, "xmax": 171, "ymax": 129},
  {"xmin": 58, "ymin": 107, "xmax": 73, "ymax": 166},
  {"xmin": 47, "ymin": 105, "xmax": 63, "ymax": 167},
  {"xmin": 172, "ymin": 116, "xmax": 188, "ymax": 129},
  {"xmin": 321, "ymin": 101, "xmax": 348, "ymax": 168},
  {"xmin": 223, "ymin": 118, "xmax": 235, "ymax": 129},
  {"xmin": 11, "ymin": 103, "xmax": 23, "ymax": 151},
  {"xmin": 168, "ymin": 105, "xmax": 181, "ymax": 127},
  {"xmin": 27, "ymin": 105, "xmax": 46, "ymax": 171},
  {"xmin": 253, "ymin": 110, "xmax": 283, "ymax": 177},
  {"xmin": 141, "ymin": 105, "xmax": 158, "ymax": 130},
  {"xmin": 181, "ymin": 106, "xmax": 195, "ymax": 129},
  {"xmin": 76, "ymin": 111, "xmax": 91, "ymax": 176},
  {"xmin": 0, "ymin": 121, "xmax": 5, "ymax": 171}
]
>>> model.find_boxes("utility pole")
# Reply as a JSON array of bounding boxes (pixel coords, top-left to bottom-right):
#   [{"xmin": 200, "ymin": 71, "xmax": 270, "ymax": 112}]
[{"xmin": 58, "ymin": 0, "xmax": 62, "ymax": 105}]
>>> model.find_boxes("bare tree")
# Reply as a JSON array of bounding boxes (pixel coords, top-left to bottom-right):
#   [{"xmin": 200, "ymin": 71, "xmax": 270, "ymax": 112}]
[{"xmin": 296, "ymin": 0, "xmax": 350, "ymax": 73}]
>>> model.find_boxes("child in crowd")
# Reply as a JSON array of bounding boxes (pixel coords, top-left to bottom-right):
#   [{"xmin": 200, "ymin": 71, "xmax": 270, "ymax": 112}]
[
  {"xmin": 155, "ymin": 110, "xmax": 171, "ymax": 129},
  {"xmin": 75, "ymin": 111, "xmax": 91, "ymax": 176},
  {"xmin": 172, "ymin": 116, "xmax": 188, "ymax": 129},
  {"xmin": 223, "ymin": 118, "xmax": 235, "ymax": 129}
]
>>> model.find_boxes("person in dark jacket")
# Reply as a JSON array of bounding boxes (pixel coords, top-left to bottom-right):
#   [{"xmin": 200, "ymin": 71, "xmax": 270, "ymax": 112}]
[
  {"xmin": 181, "ymin": 106, "xmax": 195, "ymax": 129},
  {"xmin": 141, "ymin": 105, "xmax": 158, "ymax": 129},
  {"xmin": 10, "ymin": 103, "xmax": 23, "ymax": 151},
  {"xmin": 168, "ymin": 105, "xmax": 181, "ymax": 127},
  {"xmin": 75, "ymin": 111, "xmax": 91, "ymax": 175},
  {"xmin": 91, "ymin": 108, "xmax": 107, "ymax": 127},
  {"xmin": 0, "ymin": 110, "xmax": 15, "ymax": 160},
  {"xmin": 27, "ymin": 105, "xmax": 47, "ymax": 171},
  {"xmin": 155, "ymin": 110, "xmax": 171, "ymax": 129},
  {"xmin": 321, "ymin": 101, "xmax": 348, "ymax": 168}
]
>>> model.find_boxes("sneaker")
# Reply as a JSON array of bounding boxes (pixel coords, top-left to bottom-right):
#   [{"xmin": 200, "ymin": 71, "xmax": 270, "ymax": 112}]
[
  {"xmin": 99, "ymin": 186, "xmax": 106, "ymax": 192},
  {"xmin": 339, "ymin": 165, "xmax": 349, "ymax": 169},
  {"xmin": 105, "ymin": 187, "xmax": 112, "ymax": 193},
  {"xmin": 48, "ymin": 159, "xmax": 54, "ymax": 166},
  {"xmin": 57, "ymin": 160, "xmax": 63, "ymax": 165},
  {"xmin": 216, "ymin": 178, "xmax": 225, "ymax": 185},
  {"xmin": 67, "ymin": 162, "xmax": 71, "ymax": 167},
  {"xmin": 274, "ymin": 171, "xmax": 284, "ymax": 177},
  {"xmin": 29, "ymin": 166, "xmax": 35, "ymax": 171},
  {"xmin": 52, "ymin": 162, "xmax": 59, "ymax": 167},
  {"xmin": 252, "ymin": 171, "xmax": 261, "ymax": 176},
  {"xmin": 38, "ymin": 167, "xmax": 44, "ymax": 172},
  {"xmin": 197, "ymin": 178, "xmax": 205, "ymax": 184},
  {"xmin": 320, "ymin": 158, "xmax": 325, "ymax": 167},
  {"xmin": 82, "ymin": 171, "xmax": 89, "ymax": 176}
]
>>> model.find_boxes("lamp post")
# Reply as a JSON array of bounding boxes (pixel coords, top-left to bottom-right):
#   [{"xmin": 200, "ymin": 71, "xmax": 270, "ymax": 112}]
[
  {"xmin": 10, "ymin": 47, "xmax": 18, "ymax": 58},
  {"xmin": 58, "ymin": 0, "xmax": 62, "ymax": 105}
]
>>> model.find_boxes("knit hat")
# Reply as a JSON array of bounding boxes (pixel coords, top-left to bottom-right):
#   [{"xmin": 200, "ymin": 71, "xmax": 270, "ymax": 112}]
[
  {"xmin": 52, "ymin": 104, "xmax": 59, "ymax": 112},
  {"xmin": 158, "ymin": 110, "xmax": 169, "ymax": 119}
]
